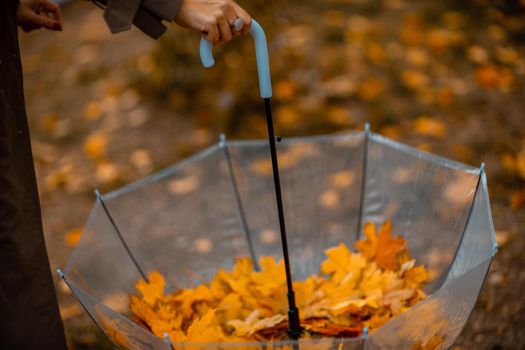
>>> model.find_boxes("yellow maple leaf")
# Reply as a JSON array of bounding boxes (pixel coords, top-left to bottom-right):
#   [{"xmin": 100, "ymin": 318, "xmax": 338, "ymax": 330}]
[
  {"xmin": 321, "ymin": 243, "xmax": 366, "ymax": 286},
  {"xmin": 214, "ymin": 258, "xmax": 254, "ymax": 297},
  {"xmin": 404, "ymin": 266, "xmax": 428, "ymax": 288},
  {"xmin": 173, "ymin": 284, "xmax": 214, "ymax": 319},
  {"xmin": 135, "ymin": 271, "xmax": 165, "ymax": 306},
  {"xmin": 366, "ymin": 312, "xmax": 392, "ymax": 329},
  {"xmin": 127, "ymin": 221, "xmax": 430, "ymax": 343},
  {"xmin": 129, "ymin": 295, "xmax": 156, "ymax": 324},
  {"xmin": 252, "ymin": 256, "xmax": 287, "ymax": 296},
  {"xmin": 294, "ymin": 276, "xmax": 321, "ymax": 309},
  {"xmin": 383, "ymin": 288, "xmax": 416, "ymax": 315},
  {"xmin": 149, "ymin": 318, "xmax": 176, "ymax": 339},
  {"xmin": 216, "ymin": 293, "xmax": 245, "ymax": 325},
  {"xmin": 228, "ymin": 309, "xmax": 286, "ymax": 337},
  {"xmin": 183, "ymin": 309, "xmax": 225, "ymax": 342}
]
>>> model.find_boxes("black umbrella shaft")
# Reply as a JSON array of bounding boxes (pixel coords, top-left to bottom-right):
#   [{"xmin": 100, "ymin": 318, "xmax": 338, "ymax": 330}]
[{"xmin": 263, "ymin": 98, "xmax": 301, "ymax": 339}]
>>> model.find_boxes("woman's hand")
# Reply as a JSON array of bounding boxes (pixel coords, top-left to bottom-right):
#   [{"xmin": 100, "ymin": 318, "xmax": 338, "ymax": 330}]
[
  {"xmin": 175, "ymin": 0, "xmax": 251, "ymax": 44},
  {"xmin": 17, "ymin": 0, "xmax": 63, "ymax": 32}
]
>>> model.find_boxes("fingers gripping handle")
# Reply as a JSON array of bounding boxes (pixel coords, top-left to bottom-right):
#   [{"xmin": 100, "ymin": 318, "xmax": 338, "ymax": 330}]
[{"xmin": 199, "ymin": 20, "xmax": 272, "ymax": 99}]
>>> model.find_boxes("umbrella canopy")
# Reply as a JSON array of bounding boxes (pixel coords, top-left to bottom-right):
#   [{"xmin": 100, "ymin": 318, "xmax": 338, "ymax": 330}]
[{"xmin": 59, "ymin": 129, "xmax": 496, "ymax": 349}]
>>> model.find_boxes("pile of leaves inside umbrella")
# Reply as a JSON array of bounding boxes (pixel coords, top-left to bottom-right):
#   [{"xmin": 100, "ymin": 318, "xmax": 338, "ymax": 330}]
[{"xmin": 129, "ymin": 221, "xmax": 428, "ymax": 342}]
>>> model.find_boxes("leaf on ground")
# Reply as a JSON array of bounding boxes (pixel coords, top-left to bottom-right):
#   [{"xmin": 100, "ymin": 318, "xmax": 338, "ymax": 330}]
[
  {"xmin": 64, "ymin": 227, "xmax": 83, "ymax": 247},
  {"xmin": 413, "ymin": 116, "xmax": 446, "ymax": 139},
  {"xmin": 83, "ymin": 132, "xmax": 107, "ymax": 159}
]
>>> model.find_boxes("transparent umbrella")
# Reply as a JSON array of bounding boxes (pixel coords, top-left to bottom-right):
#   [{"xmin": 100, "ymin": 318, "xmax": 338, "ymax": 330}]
[{"xmin": 58, "ymin": 20, "xmax": 497, "ymax": 350}]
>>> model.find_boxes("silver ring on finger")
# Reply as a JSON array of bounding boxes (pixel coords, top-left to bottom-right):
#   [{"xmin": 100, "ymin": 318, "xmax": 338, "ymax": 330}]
[{"xmin": 231, "ymin": 18, "xmax": 244, "ymax": 32}]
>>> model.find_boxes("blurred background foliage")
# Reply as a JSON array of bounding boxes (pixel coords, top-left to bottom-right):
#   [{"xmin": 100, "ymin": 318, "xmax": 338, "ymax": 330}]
[
  {"xmin": 132, "ymin": 0, "xmax": 525, "ymax": 142},
  {"xmin": 128, "ymin": 0, "xmax": 525, "ymax": 210},
  {"xmin": 18, "ymin": 0, "xmax": 525, "ymax": 348}
]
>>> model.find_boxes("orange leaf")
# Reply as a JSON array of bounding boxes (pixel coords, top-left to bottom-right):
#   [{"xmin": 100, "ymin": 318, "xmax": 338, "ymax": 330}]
[
  {"xmin": 404, "ymin": 266, "xmax": 428, "ymax": 288},
  {"xmin": 184, "ymin": 309, "xmax": 225, "ymax": 342},
  {"xmin": 413, "ymin": 116, "xmax": 446, "ymax": 139},
  {"xmin": 252, "ymin": 256, "xmax": 287, "ymax": 295},
  {"xmin": 302, "ymin": 318, "xmax": 362, "ymax": 337},
  {"xmin": 135, "ymin": 271, "xmax": 165, "ymax": 306},
  {"xmin": 357, "ymin": 221, "xmax": 408, "ymax": 270},
  {"xmin": 375, "ymin": 221, "xmax": 407, "ymax": 270},
  {"xmin": 355, "ymin": 222, "xmax": 378, "ymax": 260},
  {"xmin": 127, "ymin": 221, "xmax": 429, "ymax": 343},
  {"xmin": 64, "ymin": 228, "xmax": 83, "ymax": 247},
  {"xmin": 510, "ymin": 189, "xmax": 525, "ymax": 210}
]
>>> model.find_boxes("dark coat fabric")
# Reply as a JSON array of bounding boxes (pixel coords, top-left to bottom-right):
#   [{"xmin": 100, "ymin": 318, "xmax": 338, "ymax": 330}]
[
  {"xmin": 0, "ymin": 1, "xmax": 67, "ymax": 349},
  {"xmin": 93, "ymin": 0, "xmax": 182, "ymax": 39}
]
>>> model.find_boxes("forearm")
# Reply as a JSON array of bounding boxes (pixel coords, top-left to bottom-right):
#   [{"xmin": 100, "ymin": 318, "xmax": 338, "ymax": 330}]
[{"xmin": 93, "ymin": 0, "xmax": 252, "ymax": 43}]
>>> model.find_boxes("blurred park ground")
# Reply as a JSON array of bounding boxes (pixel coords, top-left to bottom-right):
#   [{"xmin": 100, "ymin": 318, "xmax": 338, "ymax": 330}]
[{"xmin": 18, "ymin": 0, "xmax": 525, "ymax": 348}]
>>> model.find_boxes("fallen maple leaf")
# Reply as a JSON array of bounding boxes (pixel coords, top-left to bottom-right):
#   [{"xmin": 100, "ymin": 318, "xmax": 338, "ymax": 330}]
[
  {"xmin": 228, "ymin": 310, "xmax": 286, "ymax": 337},
  {"xmin": 183, "ymin": 309, "xmax": 225, "ymax": 342},
  {"xmin": 302, "ymin": 318, "xmax": 362, "ymax": 337},
  {"xmin": 124, "ymin": 221, "xmax": 429, "ymax": 344},
  {"xmin": 404, "ymin": 266, "xmax": 428, "ymax": 288},
  {"xmin": 64, "ymin": 227, "xmax": 83, "ymax": 247},
  {"xmin": 356, "ymin": 221, "xmax": 408, "ymax": 270},
  {"xmin": 413, "ymin": 116, "xmax": 446, "ymax": 139},
  {"xmin": 135, "ymin": 271, "xmax": 165, "ymax": 306}
]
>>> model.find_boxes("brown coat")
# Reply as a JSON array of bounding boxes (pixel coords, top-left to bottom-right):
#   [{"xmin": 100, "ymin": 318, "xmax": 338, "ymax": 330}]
[
  {"xmin": 94, "ymin": 0, "xmax": 183, "ymax": 39},
  {"xmin": 0, "ymin": 1, "xmax": 67, "ymax": 349}
]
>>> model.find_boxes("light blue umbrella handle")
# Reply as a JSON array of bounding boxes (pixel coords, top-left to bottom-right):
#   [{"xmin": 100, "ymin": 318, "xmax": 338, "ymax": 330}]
[{"xmin": 199, "ymin": 19, "xmax": 272, "ymax": 99}]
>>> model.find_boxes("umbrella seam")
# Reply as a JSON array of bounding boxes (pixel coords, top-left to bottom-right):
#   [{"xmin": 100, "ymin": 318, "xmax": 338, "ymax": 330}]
[
  {"xmin": 356, "ymin": 124, "xmax": 370, "ymax": 240},
  {"xmin": 219, "ymin": 135, "xmax": 260, "ymax": 271},
  {"xmin": 95, "ymin": 190, "xmax": 149, "ymax": 282},
  {"xmin": 64, "ymin": 205, "xmax": 99, "ymax": 275},
  {"xmin": 58, "ymin": 278, "xmax": 120, "ymax": 347},
  {"xmin": 370, "ymin": 133, "xmax": 479, "ymax": 173},
  {"xmin": 104, "ymin": 145, "xmax": 221, "ymax": 200},
  {"xmin": 227, "ymin": 132, "xmax": 363, "ymax": 147},
  {"xmin": 434, "ymin": 165, "xmax": 484, "ymax": 291}
]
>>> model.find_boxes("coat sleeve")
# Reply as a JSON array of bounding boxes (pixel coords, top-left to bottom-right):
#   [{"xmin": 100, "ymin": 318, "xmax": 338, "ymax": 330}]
[{"xmin": 96, "ymin": 0, "xmax": 183, "ymax": 39}]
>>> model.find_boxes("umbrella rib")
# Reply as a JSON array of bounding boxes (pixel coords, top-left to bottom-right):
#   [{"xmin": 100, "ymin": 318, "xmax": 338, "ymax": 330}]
[
  {"xmin": 164, "ymin": 333, "xmax": 175, "ymax": 350},
  {"xmin": 95, "ymin": 190, "xmax": 149, "ymax": 283},
  {"xmin": 434, "ymin": 163, "xmax": 485, "ymax": 291},
  {"xmin": 360, "ymin": 326, "xmax": 369, "ymax": 349},
  {"xmin": 219, "ymin": 134, "xmax": 260, "ymax": 271},
  {"xmin": 56, "ymin": 269, "xmax": 117, "ymax": 344},
  {"xmin": 356, "ymin": 123, "xmax": 371, "ymax": 240}
]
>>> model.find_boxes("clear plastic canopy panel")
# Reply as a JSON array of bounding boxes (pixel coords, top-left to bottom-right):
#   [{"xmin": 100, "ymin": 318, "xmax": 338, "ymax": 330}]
[{"xmin": 62, "ymin": 131, "xmax": 496, "ymax": 350}]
